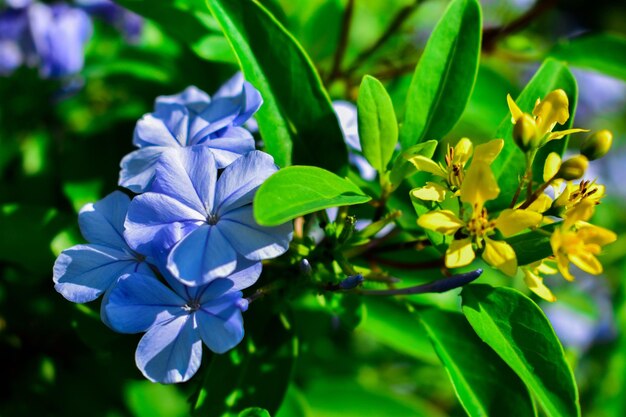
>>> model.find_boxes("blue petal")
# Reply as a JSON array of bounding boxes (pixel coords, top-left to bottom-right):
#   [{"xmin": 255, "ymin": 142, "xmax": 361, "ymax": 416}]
[
  {"xmin": 124, "ymin": 192, "xmax": 204, "ymax": 258},
  {"xmin": 196, "ymin": 293, "xmax": 246, "ymax": 353},
  {"xmin": 133, "ymin": 103, "xmax": 188, "ymax": 148},
  {"xmin": 219, "ymin": 205, "xmax": 292, "ymax": 261},
  {"xmin": 156, "ymin": 85, "xmax": 210, "ymax": 115},
  {"xmin": 78, "ymin": 190, "xmax": 130, "ymax": 248},
  {"xmin": 226, "ymin": 258, "xmax": 262, "ymax": 291},
  {"xmin": 151, "ymin": 146, "xmax": 216, "ymax": 215},
  {"xmin": 213, "ymin": 73, "xmax": 263, "ymax": 126},
  {"xmin": 333, "ymin": 100, "xmax": 360, "ymax": 151},
  {"xmin": 106, "ymin": 272, "xmax": 186, "ymax": 334},
  {"xmin": 350, "ymin": 153, "xmax": 377, "ymax": 181},
  {"xmin": 189, "ymin": 102, "xmax": 239, "ymax": 143},
  {"xmin": 118, "ymin": 146, "xmax": 168, "ymax": 193},
  {"xmin": 195, "ymin": 137, "xmax": 255, "ymax": 169},
  {"xmin": 135, "ymin": 315, "xmax": 202, "ymax": 384},
  {"xmin": 53, "ymin": 243, "xmax": 139, "ymax": 303},
  {"xmin": 167, "ymin": 224, "xmax": 237, "ymax": 286},
  {"xmin": 214, "ymin": 151, "xmax": 278, "ymax": 214}
]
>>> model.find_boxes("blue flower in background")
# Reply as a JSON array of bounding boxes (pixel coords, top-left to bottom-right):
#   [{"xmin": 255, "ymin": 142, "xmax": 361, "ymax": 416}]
[
  {"xmin": 76, "ymin": 0, "xmax": 143, "ymax": 43},
  {"xmin": 28, "ymin": 2, "xmax": 92, "ymax": 78},
  {"xmin": 53, "ymin": 191, "xmax": 152, "ymax": 308},
  {"xmin": 124, "ymin": 147, "xmax": 292, "ymax": 286},
  {"xmin": 105, "ymin": 272, "xmax": 250, "ymax": 383},
  {"xmin": 333, "ymin": 100, "xmax": 377, "ymax": 181},
  {"xmin": 0, "ymin": 6, "xmax": 29, "ymax": 76},
  {"xmin": 119, "ymin": 73, "xmax": 263, "ymax": 192}
]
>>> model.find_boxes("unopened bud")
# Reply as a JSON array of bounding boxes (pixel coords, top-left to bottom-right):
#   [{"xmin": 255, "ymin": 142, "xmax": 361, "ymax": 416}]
[
  {"xmin": 299, "ymin": 259, "xmax": 312, "ymax": 276},
  {"xmin": 581, "ymin": 129, "xmax": 613, "ymax": 160},
  {"xmin": 556, "ymin": 155, "xmax": 588, "ymax": 180},
  {"xmin": 513, "ymin": 113, "xmax": 537, "ymax": 151}
]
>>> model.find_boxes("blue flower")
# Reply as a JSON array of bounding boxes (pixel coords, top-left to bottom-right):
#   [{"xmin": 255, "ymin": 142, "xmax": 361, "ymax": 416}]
[
  {"xmin": 124, "ymin": 147, "xmax": 292, "ymax": 286},
  {"xmin": 0, "ymin": 7, "xmax": 28, "ymax": 76},
  {"xmin": 28, "ymin": 2, "xmax": 92, "ymax": 78},
  {"xmin": 119, "ymin": 73, "xmax": 263, "ymax": 192},
  {"xmin": 53, "ymin": 191, "xmax": 152, "ymax": 308},
  {"xmin": 105, "ymin": 272, "xmax": 250, "ymax": 383}
]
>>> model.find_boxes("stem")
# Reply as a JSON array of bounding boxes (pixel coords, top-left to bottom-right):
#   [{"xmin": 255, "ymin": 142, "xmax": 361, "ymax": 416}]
[
  {"xmin": 327, "ymin": 0, "xmax": 355, "ymax": 82},
  {"xmin": 482, "ymin": 0, "xmax": 558, "ymax": 52},
  {"xmin": 344, "ymin": 0, "xmax": 423, "ymax": 76},
  {"xmin": 510, "ymin": 149, "xmax": 537, "ymax": 208},
  {"xmin": 352, "ymin": 269, "xmax": 482, "ymax": 295},
  {"xmin": 519, "ymin": 178, "xmax": 554, "ymax": 210}
]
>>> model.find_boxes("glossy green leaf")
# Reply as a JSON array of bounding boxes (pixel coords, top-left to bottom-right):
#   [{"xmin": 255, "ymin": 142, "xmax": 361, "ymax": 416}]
[
  {"xmin": 389, "ymin": 140, "xmax": 438, "ymax": 190},
  {"xmin": 125, "ymin": 381, "xmax": 188, "ymax": 417},
  {"xmin": 357, "ymin": 75, "xmax": 398, "ymax": 174},
  {"xmin": 420, "ymin": 309, "xmax": 535, "ymax": 417},
  {"xmin": 489, "ymin": 59, "xmax": 578, "ymax": 210},
  {"xmin": 360, "ymin": 299, "xmax": 438, "ymax": 364},
  {"xmin": 462, "ymin": 284, "xmax": 580, "ymax": 417},
  {"xmin": 254, "ymin": 166, "xmax": 371, "ymax": 226},
  {"xmin": 550, "ymin": 33, "xmax": 626, "ymax": 82},
  {"xmin": 238, "ymin": 408, "xmax": 271, "ymax": 417},
  {"xmin": 506, "ymin": 223, "xmax": 558, "ymax": 266},
  {"xmin": 192, "ymin": 308, "xmax": 297, "ymax": 417},
  {"xmin": 206, "ymin": 0, "xmax": 347, "ymax": 171},
  {"xmin": 399, "ymin": 0, "xmax": 482, "ymax": 148}
]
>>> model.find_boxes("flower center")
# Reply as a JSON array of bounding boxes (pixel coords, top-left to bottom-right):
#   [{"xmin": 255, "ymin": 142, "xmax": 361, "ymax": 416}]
[
  {"xmin": 207, "ymin": 213, "xmax": 219, "ymax": 225},
  {"xmin": 465, "ymin": 208, "xmax": 496, "ymax": 239},
  {"xmin": 183, "ymin": 300, "xmax": 201, "ymax": 312}
]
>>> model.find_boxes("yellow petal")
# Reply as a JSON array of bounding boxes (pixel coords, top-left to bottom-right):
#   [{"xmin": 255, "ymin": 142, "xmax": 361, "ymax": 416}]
[
  {"xmin": 564, "ymin": 199, "xmax": 596, "ymax": 227},
  {"xmin": 526, "ymin": 193, "xmax": 552, "ymax": 213},
  {"xmin": 408, "ymin": 155, "xmax": 446, "ymax": 177},
  {"xmin": 473, "ymin": 139, "xmax": 504, "ymax": 164},
  {"xmin": 495, "ymin": 209, "xmax": 542, "ymax": 237},
  {"xmin": 577, "ymin": 223, "xmax": 617, "ymax": 246},
  {"xmin": 569, "ymin": 251, "xmax": 603, "ymax": 275},
  {"xmin": 453, "ymin": 138, "xmax": 473, "ymax": 166},
  {"xmin": 460, "ymin": 161, "xmax": 500, "ymax": 209},
  {"xmin": 410, "ymin": 182, "xmax": 448, "ymax": 202},
  {"xmin": 533, "ymin": 89, "xmax": 570, "ymax": 136},
  {"xmin": 543, "ymin": 152, "xmax": 561, "ymax": 182},
  {"xmin": 417, "ymin": 210, "xmax": 464, "ymax": 235},
  {"xmin": 507, "ymin": 94, "xmax": 524, "ymax": 123},
  {"xmin": 550, "ymin": 229, "xmax": 575, "ymax": 281},
  {"xmin": 445, "ymin": 238, "xmax": 475, "ymax": 268},
  {"xmin": 547, "ymin": 128, "xmax": 590, "ymax": 142},
  {"xmin": 523, "ymin": 268, "xmax": 557, "ymax": 302},
  {"xmin": 482, "ymin": 237, "xmax": 518, "ymax": 276}
]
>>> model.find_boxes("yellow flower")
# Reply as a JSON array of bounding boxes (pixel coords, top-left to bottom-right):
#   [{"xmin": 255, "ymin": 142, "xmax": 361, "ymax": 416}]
[
  {"xmin": 521, "ymin": 260, "xmax": 558, "ymax": 302},
  {"xmin": 507, "ymin": 89, "xmax": 588, "ymax": 148},
  {"xmin": 410, "ymin": 182, "xmax": 448, "ymax": 202},
  {"xmin": 417, "ymin": 162, "xmax": 541, "ymax": 276},
  {"xmin": 408, "ymin": 138, "xmax": 503, "ymax": 190},
  {"xmin": 550, "ymin": 222, "xmax": 616, "ymax": 281}
]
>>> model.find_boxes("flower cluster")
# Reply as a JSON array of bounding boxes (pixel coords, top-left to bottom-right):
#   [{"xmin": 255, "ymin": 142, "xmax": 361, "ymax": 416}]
[
  {"xmin": 412, "ymin": 90, "xmax": 616, "ymax": 301},
  {"xmin": 0, "ymin": 0, "xmax": 141, "ymax": 78},
  {"xmin": 53, "ymin": 76, "xmax": 293, "ymax": 383}
]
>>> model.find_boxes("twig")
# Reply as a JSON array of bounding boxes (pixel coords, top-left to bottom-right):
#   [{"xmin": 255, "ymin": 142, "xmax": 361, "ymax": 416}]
[
  {"xmin": 345, "ymin": 0, "xmax": 423, "ymax": 75},
  {"xmin": 327, "ymin": 0, "xmax": 355, "ymax": 82},
  {"xmin": 482, "ymin": 0, "xmax": 558, "ymax": 52},
  {"xmin": 354, "ymin": 269, "xmax": 482, "ymax": 295}
]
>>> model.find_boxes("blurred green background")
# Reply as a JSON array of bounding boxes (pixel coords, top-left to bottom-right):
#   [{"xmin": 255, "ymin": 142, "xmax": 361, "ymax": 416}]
[{"xmin": 1, "ymin": 0, "xmax": 626, "ymax": 416}]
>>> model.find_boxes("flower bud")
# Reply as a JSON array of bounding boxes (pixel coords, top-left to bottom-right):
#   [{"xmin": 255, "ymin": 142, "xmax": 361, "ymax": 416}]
[
  {"xmin": 580, "ymin": 129, "xmax": 613, "ymax": 160},
  {"xmin": 556, "ymin": 155, "xmax": 588, "ymax": 181},
  {"xmin": 513, "ymin": 113, "xmax": 537, "ymax": 151}
]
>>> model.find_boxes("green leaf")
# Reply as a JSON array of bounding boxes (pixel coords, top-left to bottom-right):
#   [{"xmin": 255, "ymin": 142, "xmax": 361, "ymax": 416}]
[
  {"xmin": 360, "ymin": 299, "xmax": 438, "ymax": 364},
  {"xmin": 206, "ymin": 0, "xmax": 347, "ymax": 171},
  {"xmin": 238, "ymin": 408, "xmax": 271, "ymax": 417},
  {"xmin": 192, "ymin": 308, "xmax": 297, "ymax": 417},
  {"xmin": 125, "ymin": 381, "xmax": 188, "ymax": 417},
  {"xmin": 357, "ymin": 75, "xmax": 398, "ymax": 174},
  {"xmin": 253, "ymin": 166, "xmax": 371, "ymax": 226},
  {"xmin": 550, "ymin": 33, "xmax": 626, "ymax": 82},
  {"xmin": 399, "ymin": 0, "xmax": 482, "ymax": 148},
  {"xmin": 462, "ymin": 284, "xmax": 580, "ymax": 417},
  {"xmin": 419, "ymin": 309, "xmax": 535, "ymax": 417},
  {"xmin": 505, "ymin": 223, "xmax": 558, "ymax": 266},
  {"xmin": 489, "ymin": 59, "xmax": 578, "ymax": 210},
  {"xmin": 389, "ymin": 140, "xmax": 438, "ymax": 190}
]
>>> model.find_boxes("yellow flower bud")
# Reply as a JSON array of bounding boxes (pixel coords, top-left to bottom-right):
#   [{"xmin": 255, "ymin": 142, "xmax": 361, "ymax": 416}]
[
  {"xmin": 513, "ymin": 113, "xmax": 537, "ymax": 151},
  {"xmin": 580, "ymin": 130, "xmax": 613, "ymax": 160},
  {"xmin": 556, "ymin": 155, "xmax": 588, "ymax": 180}
]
